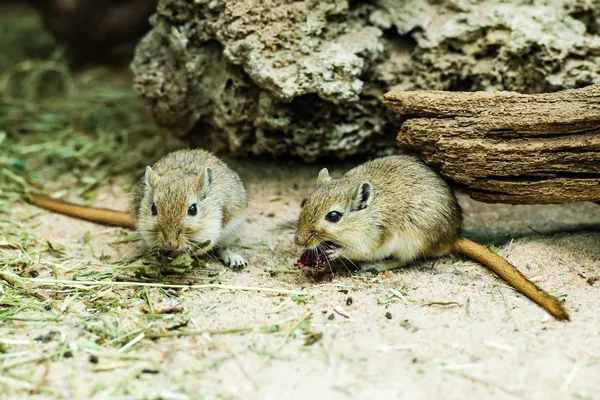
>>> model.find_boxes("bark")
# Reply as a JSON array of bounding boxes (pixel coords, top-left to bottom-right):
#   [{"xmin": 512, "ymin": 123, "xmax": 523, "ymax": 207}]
[{"xmin": 382, "ymin": 84, "xmax": 600, "ymax": 204}]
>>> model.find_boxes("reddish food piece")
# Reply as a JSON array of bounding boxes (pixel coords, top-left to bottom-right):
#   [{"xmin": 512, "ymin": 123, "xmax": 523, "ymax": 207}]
[{"xmin": 295, "ymin": 249, "xmax": 327, "ymax": 273}]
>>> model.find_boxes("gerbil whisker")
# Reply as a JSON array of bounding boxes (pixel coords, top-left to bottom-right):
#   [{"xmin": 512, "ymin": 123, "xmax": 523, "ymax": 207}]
[
  {"xmin": 318, "ymin": 241, "xmax": 336, "ymax": 276},
  {"xmin": 278, "ymin": 216, "xmax": 299, "ymax": 229},
  {"xmin": 324, "ymin": 250, "xmax": 335, "ymax": 276},
  {"xmin": 322, "ymin": 239, "xmax": 364, "ymax": 273},
  {"xmin": 189, "ymin": 241, "xmax": 219, "ymax": 264},
  {"xmin": 337, "ymin": 255, "xmax": 359, "ymax": 274},
  {"xmin": 313, "ymin": 236, "xmax": 336, "ymax": 276},
  {"xmin": 321, "ymin": 241, "xmax": 356, "ymax": 274},
  {"xmin": 205, "ymin": 252, "xmax": 220, "ymax": 264},
  {"xmin": 191, "ymin": 249, "xmax": 216, "ymax": 264}
]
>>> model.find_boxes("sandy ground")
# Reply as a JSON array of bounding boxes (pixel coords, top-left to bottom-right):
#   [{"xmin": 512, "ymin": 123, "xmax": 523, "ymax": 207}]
[{"xmin": 2, "ymin": 157, "xmax": 600, "ymax": 400}]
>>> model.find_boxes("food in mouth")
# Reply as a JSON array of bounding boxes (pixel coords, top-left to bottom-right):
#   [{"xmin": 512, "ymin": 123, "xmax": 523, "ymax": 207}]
[
  {"xmin": 294, "ymin": 249, "xmax": 327, "ymax": 272},
  {"xmin": 294, "ymin": 242, "xmax": 338, "ymax": 273}
]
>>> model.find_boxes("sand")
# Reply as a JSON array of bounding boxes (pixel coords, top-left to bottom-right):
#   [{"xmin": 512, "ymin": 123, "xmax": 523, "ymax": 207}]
[{"xmin": 2, "ymin": 157, "xmax": 600, "ymax": 400}]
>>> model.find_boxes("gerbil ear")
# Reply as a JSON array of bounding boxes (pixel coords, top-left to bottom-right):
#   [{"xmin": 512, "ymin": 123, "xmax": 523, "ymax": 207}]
[
  {"xmin": 198, "ymin": 167, "xmax": 213, "ymax": 194},
  {"xmin": 351, "ymin": 181, "xmax": 372, "ymax": 211},
  {"xmin": 144, "ymin": 166, "xmax": 159, "ymax": 188},
  {"xmin": 317, "ymin": 168, "xmax": 331, "ymax": 186}
]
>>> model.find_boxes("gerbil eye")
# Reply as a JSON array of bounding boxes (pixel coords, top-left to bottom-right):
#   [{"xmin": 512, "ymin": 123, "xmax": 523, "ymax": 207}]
[
  {"xmin": 151, "ymin": 203, "xmax": 157, "ymax": 216},
  {"xmin": 325, "ymin": 211, "xmax": 342, "ymax": 223},
  {"xmin": 188, "ymin": 203, "xmax": 197, "ymax": 216}
]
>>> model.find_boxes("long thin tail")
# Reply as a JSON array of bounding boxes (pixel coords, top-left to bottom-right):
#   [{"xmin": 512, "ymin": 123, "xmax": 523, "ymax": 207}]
[
  {"xmin": 455, "ymin": 237, "xmax": 569, "ymax": 321},
  {"xmin": 25, "ymin": 193, "xmax": 133, "ymax": 228}
]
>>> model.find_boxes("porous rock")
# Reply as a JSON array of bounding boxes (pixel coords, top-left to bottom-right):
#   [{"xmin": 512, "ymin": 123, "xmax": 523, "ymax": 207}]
[{"xmin": 131, "ymin": 0, "xmax": 600, "ymax": 160}]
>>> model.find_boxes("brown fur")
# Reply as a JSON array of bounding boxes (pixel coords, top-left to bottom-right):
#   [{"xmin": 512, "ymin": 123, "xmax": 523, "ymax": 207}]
[
  {"xmin": 296, "ymin": 154, "xmax": 569, "ymax": 321},
  {"xmin": 28, "ymin": 148, "xmax": 249, "ymax": 267},
  {"xmin": 296, "ymin": 154, "xmax": 461, "ymax": 261},
  {"xmin": 130, "ymin": 149, "xmax": 247, "ymax": 254}
]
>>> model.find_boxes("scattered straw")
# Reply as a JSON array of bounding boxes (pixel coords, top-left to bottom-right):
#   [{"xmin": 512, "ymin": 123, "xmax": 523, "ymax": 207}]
[
  {"xmin": 0, "ymin": 272, "xmax": 47, "ymax": 301},
  {"xmin": 145, "ymin": 327, "xmax": 254, "ymax": 339},
  {"xmin": 389, "ymin": 288, "xmax": 409, "ymax": 304},
  {"xmin": 118, "ymin": 333, "xmax": 145, "ymax": 353},
  {"xmin": 15, "ymin": 276, "xmax": 305, "ymax": 295},
  {"xmin": 0, "ymin": 375, "xmax": 34, "ymax": 391},
  {"xmin": 445, "ymin": 370, "xmax": 523, "ymax": 398},
  {"xmin": 560, "ymin": 362, "xmax": 583, "ymax": 392},
  {"xmin": 1, "ymin": 351, "xmax": 61, "ymax": 372},
  {"xmin": 422, "ymin": 301, "xmax": 462, "ymax": 308}
]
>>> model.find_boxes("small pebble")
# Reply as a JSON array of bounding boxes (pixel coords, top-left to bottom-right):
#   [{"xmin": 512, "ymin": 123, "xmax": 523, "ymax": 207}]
[
  {"xmin": 385, "ymin": 312, "xmax": 392, "ymax": 319},
  {"xmin": 328, "ymin": 313, "xmax": 335, "ymax": 320},
  {"xmin": 29, "ymin": 270, "xmax": 39, "ymax": 278},
  {"xmin": 338, "ymin": 289, "xmax": 348, "ymax": 294},
  {"xmin": 63, "ymin": 351, "xmax": 73, "ymax": 358},
  {"xmin": 89, "ymin": 355, "xmax": 99, "ymax": 364},
  {"xmin": 142, "ymin": 369, "xmax": 159, "ymax": 374},
  {"xmin": 346, "ymin": 297, "xmax": 353, "ymax": 306},
  {"xmin": 34, "ymin": 331, "xmax": 57, "ymax": 343}
]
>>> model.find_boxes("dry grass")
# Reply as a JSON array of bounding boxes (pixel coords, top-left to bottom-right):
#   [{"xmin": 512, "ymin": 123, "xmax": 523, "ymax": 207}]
[
  {"xmin": 2, "ymin": 5, "xmax": 600, "ymax": 400},
  {"xmin": 0, "ymin": 7, "xmax": 311, "ymax": 397},
  {"xmin": 0, "ymin": 8, "xmax": 348, "ymax": 399}
]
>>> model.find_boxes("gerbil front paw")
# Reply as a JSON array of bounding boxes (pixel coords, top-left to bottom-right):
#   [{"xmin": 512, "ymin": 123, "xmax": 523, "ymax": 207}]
[
  {"xmin": 216, "ymin": 248, "xmax": 248, "ymax": 270},
  {"xmin": 223, "ymin": 253, "xmax": 248, "ymax": 270}
]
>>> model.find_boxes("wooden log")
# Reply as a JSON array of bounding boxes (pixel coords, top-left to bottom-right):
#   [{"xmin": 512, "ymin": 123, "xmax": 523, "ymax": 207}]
[{"xmin": 382, "ymin": 84, "xmax": 600, "ymax": 204}]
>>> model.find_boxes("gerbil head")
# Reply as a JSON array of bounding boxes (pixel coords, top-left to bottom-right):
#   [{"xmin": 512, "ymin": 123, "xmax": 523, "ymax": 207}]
[
  {"xmin": 136, "ymin": 165, "xmax": 222, "ymax": 254},
  {"xmin": 295, "ymin": 168, "xmax": 379, "ymax": 261}
]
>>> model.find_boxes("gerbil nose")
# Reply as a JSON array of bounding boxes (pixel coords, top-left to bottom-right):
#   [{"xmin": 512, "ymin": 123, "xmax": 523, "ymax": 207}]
[
  {"xmin": 165, "ymin": 240, "xmax": 178, "ymax": 251},
  {"xmin": 162, "ymin": 231, "xmax": 181, "ymax": 251}
]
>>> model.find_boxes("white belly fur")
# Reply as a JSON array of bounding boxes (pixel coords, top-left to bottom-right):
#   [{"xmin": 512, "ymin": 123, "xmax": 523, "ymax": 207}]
[
  {"xmin": 371, "ymin": 232, "xmax": 423, "ymax": 265},
  {"xmin": 217, "ymin": 216, "xmax": 246, "ymax": 246}
]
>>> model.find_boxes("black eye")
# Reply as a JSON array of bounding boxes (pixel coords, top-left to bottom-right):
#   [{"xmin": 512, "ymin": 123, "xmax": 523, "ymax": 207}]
[
  {"xmin": 325, "ymin": 211, "xmax": 342, "ymax": 223},
  {"xmin": 151, "ymin": 203, "xmax": 157, "ymax": 216},
  {"xmin": 188, "ymin": 203, "xmax": 197, "ymax": 216}
]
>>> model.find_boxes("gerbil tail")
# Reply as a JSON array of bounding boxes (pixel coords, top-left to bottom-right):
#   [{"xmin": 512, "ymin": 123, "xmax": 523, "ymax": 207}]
[
  {"xmin": 25, "ymin": 193, "xmax": 133, "ymax": 228},
  {"xmin": 455, "ymin": 237, "xmax": 569, "ymax": 321}
]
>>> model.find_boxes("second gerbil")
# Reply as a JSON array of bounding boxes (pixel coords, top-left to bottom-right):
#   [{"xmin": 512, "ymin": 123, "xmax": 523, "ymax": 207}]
[
  {"xmin": 294, "ymin": 154, "xmax": 569, "ymax": 321},
  {"xmin": 28, "ymin": 148, "xmax": 249, "ymax": 269}
]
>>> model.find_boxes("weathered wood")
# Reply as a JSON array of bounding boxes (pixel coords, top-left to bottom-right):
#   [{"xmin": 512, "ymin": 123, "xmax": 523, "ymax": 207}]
[{"xmin": 382, "ymin": 84, "xmax": 600, "ymax": 204}]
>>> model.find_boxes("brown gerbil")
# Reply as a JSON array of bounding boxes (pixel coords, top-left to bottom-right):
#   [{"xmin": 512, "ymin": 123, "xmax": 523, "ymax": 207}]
[
  {"xmin": 27, "ymin": 148, "xmax": 249, "ymax": 269},
  {"xmin": 294, "ymin": 154, "xmax": 569, "ymax": 321}
]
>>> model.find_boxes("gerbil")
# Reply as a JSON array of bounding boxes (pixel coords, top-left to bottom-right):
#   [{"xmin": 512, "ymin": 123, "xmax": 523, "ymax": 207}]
[
  {"xmin": 295, "ymin": 154, "xmax": 569, "ymax": 321},
  {"xmin": 27, "ymin": 148, "xmax": 249, "ymax": 269}
]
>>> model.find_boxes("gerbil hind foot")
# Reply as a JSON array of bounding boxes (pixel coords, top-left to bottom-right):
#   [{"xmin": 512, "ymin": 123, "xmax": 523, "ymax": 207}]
[{"xmin": 216, "ymin": 247, "xmax": 248, "ymax": 270}]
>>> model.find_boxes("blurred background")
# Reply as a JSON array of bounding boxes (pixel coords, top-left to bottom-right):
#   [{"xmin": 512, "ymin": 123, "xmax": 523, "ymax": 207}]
[{"xmin": 1, "ymin": 0, "xmax": 599, "ymax": 204}]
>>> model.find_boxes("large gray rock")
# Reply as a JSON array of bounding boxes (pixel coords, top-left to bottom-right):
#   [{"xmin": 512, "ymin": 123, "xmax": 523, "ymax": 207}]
[{"xmin": 131, "ymin": 0, "xmax": 600, "ymax": 161}]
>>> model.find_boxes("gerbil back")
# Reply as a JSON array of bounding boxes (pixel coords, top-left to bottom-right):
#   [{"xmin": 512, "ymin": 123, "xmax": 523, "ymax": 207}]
[{"xmin": 354, "ymin": 155, "xmax": 463, "ymax": 247}]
